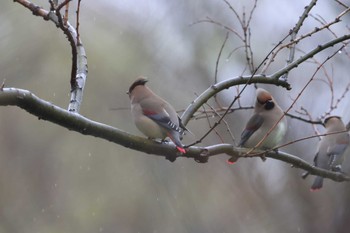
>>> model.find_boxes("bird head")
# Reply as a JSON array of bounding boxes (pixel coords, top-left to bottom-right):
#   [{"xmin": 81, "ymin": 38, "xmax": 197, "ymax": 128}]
[
  {"xmin": 127, "ymin": 76, "xmax": 148, "ymax": 98},
  {"xmin": 256, "ymin": 88, "xmax": 275, "ymax": 110},
  {"xmin": 323, "ymin": 116, "xmax": 342, "ymax": 128}
]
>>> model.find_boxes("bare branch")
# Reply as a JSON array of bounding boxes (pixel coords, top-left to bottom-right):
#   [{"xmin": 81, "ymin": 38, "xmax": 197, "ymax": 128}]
[
  {"xmin": 191, "ymin": 17, "xmax": 243, "ymax": 41},
  {"xmin": 321, "ymin": 82, "xmax": 350, "ymax": 119},
  {"xmin": 200, "ymin": 99, "xmax": 226, "ymax": 144},
  {"xmin": 271, "ymin": 34, "xmax": 350, "ymax": 79},
  {"xmin": 282, "ymin": 0, "xmax": 318, "ymax": 80},
  {"xmin": 214, "ymin": 32, "xmax": 229, "ymax": 107},
  {"xmin": 335, "ymin": 0, "xmax": 349, "ymax": 9},
  {"xmin": 224, "ymin": 0, "xmax": 258, "ymax": 72},
  {"xmin": 262, "ymin": 6, "xmax": 350, "ymax": 73},
  {"xmin": 1, "ymin": 87, "xmax": 349, "ymax": 182},
  {"xmin": 76, "ymin": 0, "xmax": 82, "ymax": 44},
  {"xmin": 56, "ymin": 0, "xmax": 72, "ymax": 12},
  {"xmin": 14, "ymin": 0, "xmax": 88, "ymax": 113}
]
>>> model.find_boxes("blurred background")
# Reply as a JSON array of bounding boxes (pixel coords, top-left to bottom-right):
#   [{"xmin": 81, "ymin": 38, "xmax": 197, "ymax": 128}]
[{"xmin": 1, "ymin": 0, "xmax": 350, "ymax": 232}]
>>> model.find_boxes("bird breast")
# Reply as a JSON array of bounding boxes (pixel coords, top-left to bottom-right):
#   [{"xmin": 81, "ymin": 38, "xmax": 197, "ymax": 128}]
[{"xmin": 131, "ymin": 103, "xmax": 167, "ymax": 139}]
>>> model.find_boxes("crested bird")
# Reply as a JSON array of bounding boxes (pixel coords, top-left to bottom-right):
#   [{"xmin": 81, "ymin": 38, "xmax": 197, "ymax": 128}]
[{"xmin": 128, "ymin": 77, "xmax": 186, "ymax": 154}]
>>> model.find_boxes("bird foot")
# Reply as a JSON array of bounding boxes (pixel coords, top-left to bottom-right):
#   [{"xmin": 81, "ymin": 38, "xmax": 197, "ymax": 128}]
[
  {"xmin": 301, "ymin": 171, "xmax": 309, "ymax": 179},
  {"xmin": 259, "ymin": 152, "xmax": 267, "ymax": 162},
  {"xmin": 331, "ymin": 165, "xmax": 342, "ymax": 173}
]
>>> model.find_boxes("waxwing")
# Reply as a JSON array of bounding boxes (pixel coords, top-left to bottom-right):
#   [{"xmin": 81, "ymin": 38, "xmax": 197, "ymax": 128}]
[
  {"xmin": 306, "ymin": 116, "xmax": 349, "ymax": 191},
  {"xmin": 128, "ymin": 77, "xmax": 186, "ymax": 153},
  {"xmin": 228, "ymin": 88, "xmax": 287, "ymax": 164}
]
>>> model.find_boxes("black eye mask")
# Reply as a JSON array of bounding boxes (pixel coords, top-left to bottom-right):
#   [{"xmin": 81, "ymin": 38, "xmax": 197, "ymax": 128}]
[{"xmin": 264, "ymin": 100, "xmax": 275, "ymax": 110}]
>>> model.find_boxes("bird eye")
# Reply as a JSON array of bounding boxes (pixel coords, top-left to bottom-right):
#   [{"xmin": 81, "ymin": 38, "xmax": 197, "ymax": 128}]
[{"xmin": 264, "ymin": 100, "xmax": 275, "ymax": 110}]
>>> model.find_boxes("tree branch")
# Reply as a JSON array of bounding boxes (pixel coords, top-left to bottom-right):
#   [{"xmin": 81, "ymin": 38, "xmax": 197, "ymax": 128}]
[
  {"xmin": 181, "ymin": 75, "xmax": 290, "ymax": 125},
  {"xmin": 14, "ymin": 0, "xmax": 88, "ymax": 113},
  {"xmin": 0, "ymin": 87, "xmax": 348, "ymax": 182},
  {"xmin": 180, "ymin": 36, "xmax": 350, "ymax": 128},
  {"xmin": 282, "ymin": 0, "xmax": 318, "ymax": 80},
  {"xmin": 271, "ymin": 34, "xmax": 350, "ymax": 79}
]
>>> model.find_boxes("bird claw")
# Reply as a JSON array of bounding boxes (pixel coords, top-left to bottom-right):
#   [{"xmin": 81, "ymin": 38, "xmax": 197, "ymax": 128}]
[
  {"xmin": 301, "ymin": 171, "xmax": 309, "ymax": 179},
  {"xmin": 331, "ymin": 165, "xmax": 342, "ymax": 172},
  {"xmin": 260, "ymin": 154, "xmax": 267, "ymax": 162}
]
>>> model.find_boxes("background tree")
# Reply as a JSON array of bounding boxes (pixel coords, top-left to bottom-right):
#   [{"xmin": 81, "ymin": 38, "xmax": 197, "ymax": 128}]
[{"xmin": 0, "ymin": 0, "xmax": 350, "ymax": 233}]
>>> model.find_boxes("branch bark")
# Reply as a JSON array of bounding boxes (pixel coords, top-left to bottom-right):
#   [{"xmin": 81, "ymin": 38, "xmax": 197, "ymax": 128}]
[
  {"xmin": 14, "ymin": 0, "xmax": 88, "ymax": 113},
  {"xmin": 181, "ymin": 75, "xmax": 290, "ymax": 125},
  {"xmin": 1, "ymin": 88, "xmax": 349, "ymax": 183}
]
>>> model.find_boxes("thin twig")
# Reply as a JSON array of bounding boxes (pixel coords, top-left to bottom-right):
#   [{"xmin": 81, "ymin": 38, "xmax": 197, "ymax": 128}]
[
  {"xmin": 76, "ymin": 0, "xmax": 82, "ymax": 45},
  {"xmin": 56, "ymin": 0, "xmax": 71, "ymax": 12},
  {"xmin": 0, "ymin": 79, "xmax": 5, "ymax": 91},
  {"xmin": 264, "ymin": 128, "xmax": 349, "ymax": 156},
  {"xmin": 321, "ymin": 82, "xmax": 350, "ymax": 119},
  {"xmin": 262, "ymin": 6, "xmax": 350, "ymax": 73},
  {"xmin": 282, "ymin": 0, "xmax": 318, "ymax": 80},
  {"xmin": 191, "ymin": 17, "xmax": 243, "ymax": 40},
  {"xmin": 335, "ymin": 0, "xmax": 349, "ymax": 9},
  {"xmin": 203, "ymin": 102, "xmax": 236, "ymax": 144},
  {"xmin": 191, "ymin": 105, "xmax": 322, "ymax": 125},
  {"xmin": 63, "ymin": 1, "xmax": 69, "ymax": 26},
  {"xmin": 193, "ymin": 92, "xmax": 225, "ymax": 144},
  {"xmin": 214, "ymin": 32, "xmax": 229, "ymax": 108},
  {"xmin": 295, "ymin": 106, "xmax": 322, "ymax": 138}
]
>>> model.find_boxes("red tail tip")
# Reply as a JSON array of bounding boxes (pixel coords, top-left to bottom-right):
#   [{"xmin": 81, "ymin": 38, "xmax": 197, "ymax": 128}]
[
  {"xmin": 227, "ymin": 160, "xmax": 236, "ymax": 165},
  {"xmin": 310, "ymin": 188, "xmax": 321, "ymax": 192},
  {"xmin": 177, "ymin": 147, "xmax": 186, "ymax": 154}
]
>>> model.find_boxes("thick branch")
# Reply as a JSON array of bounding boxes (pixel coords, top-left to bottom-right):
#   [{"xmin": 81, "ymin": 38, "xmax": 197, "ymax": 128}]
[
  {"xmin": 1, "ymin": 88, "xmax": 348, "ymax": 183},
  {"xmin": 0, "ymin": 88, "xmax": 207, "ymax": 162}
]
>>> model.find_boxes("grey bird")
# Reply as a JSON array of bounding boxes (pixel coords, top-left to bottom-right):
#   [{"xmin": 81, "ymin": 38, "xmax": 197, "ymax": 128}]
[{"xmin": 305, "ymin": 116, "xmax": 349, "ymax": 191}]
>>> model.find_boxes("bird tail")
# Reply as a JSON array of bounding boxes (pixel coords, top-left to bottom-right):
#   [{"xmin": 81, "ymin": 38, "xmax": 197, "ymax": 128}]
[
  {"xmin": 227, "ymin": 156, "xmax": 239, "ymax": 165},
  {"xmin": 310, "ymin": 176, "xmax": 323, "ymax": 191},
  {"xmin": 167, "ymin": 132, "xmax": 186, "ymax": 154}
]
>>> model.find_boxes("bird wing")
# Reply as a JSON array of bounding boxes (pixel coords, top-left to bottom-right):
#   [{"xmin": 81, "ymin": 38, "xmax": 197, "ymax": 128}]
[
  {"xmin": 239, "ymin": 113, "xmax": 264, "ymax": 146},
  {"xmin": 142, "ymin": 108, "xmax": 182, "ymax": 133},
  {"xmin": 327, "ymin": 144, "xmax": 348, "ymax": 157},
  {"xmin": 139, "ymin": 96, "xmax": 182, "ymax": 134},
  {"xmin": 327, "ymin": 134, "xmax": 349, "ymax": 156}
]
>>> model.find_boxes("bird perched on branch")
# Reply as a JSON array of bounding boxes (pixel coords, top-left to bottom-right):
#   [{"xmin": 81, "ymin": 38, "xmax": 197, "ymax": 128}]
[
  {"xmin": 228, "ymin": 88, "xmax": 287, "ymax": 164},
  {"xmin": 303, "ymin": 116, "xmax": 349, "ymax": 191},
  {"xmin": 128, "ymin": 77, "xmax": 186, "ymax": 154}
]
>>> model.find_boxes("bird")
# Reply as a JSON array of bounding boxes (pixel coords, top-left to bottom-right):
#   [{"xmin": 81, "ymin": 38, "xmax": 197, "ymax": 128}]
[
  {"xmin": 128, "ymin": 76, "xmax": 186, "ymax": 154},
  {"xmin": 228, "ymin": 88, "xmax": 288, "ymax": 164},
  {"xmin": 304, "ymin": 116, "xmax": 349, "ymax": 191}
]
